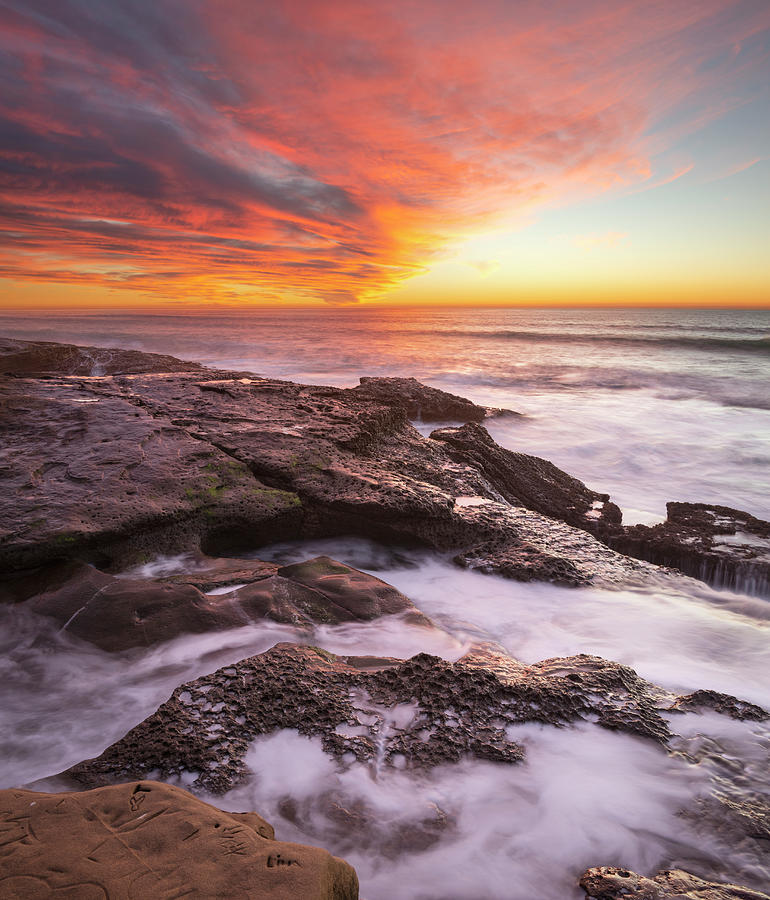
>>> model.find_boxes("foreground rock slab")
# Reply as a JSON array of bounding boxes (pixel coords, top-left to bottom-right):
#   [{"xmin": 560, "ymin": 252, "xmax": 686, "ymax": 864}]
[
  {"xmin": 580, "ymin": 865, "xmax": 770, "ymax": 900},
  {"xmin": 0, "ymin": 781, "xmax": 358, "ymax": 899},
  {"xmin": 62, "ymin": 643, "xmax": 766, "ymax": 795}
]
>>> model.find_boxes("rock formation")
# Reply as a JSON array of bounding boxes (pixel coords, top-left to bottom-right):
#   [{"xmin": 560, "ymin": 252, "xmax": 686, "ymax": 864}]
[
  {"xmin": 0, "ymin": 781, "xmax": 358, "ymax": 899},
  {"xmin": 610, "ymin": 502, "xmax": 770, "ymax": 598},
  {"xmin": 62, "ymin": 642, "xmax": 766, "ymax": 795},
  {"xmin": 0, "ymin": 340, "xmax": 659, "ymax": 590},
  {"xmin": 3, "ymin": 338, "xmax": 768, "ymax": 598},
  {"xmin": 0, "ymin": 336, "xmax": 202, "ymax": 376},
  {"xmin": 580, "ymin": 866, "xmax": 770, "ymax": 899},
  {"xmin": 0, "ymin": 556, "xmax": 429, "ymax": 651}
]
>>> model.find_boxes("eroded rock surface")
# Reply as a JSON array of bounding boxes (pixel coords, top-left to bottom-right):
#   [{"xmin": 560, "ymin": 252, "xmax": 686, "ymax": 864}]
[
  {"xmin": 0, "ymin": 556, "xmax": 428, "ymax": 651},
  {"xmin": 3, "ymin": 338, "xmax": 764, "ymax": 599},
  {"xmin": 0, "ymin": 780, "xmax": 358, "ymax": 899},
  {"xmin": 610, "ymin": 503, "xmax": 770, "ymax": 598},
  {"xmin": 62, "ymin": 643, "xmax": 766, "ymax": 794},
  {"xmin": 580, "ymin": 866, "xmax": 770, "ymax": 900}
]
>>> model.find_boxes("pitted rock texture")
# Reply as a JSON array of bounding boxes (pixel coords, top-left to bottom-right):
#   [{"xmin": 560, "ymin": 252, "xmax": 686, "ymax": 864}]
[
  {"xmin": 610, "ymin": 503, "xmax": 770, "ymax": 599},
  {"xmin": 61, "ymin": 643, "xmax": 766, "ymax": 795},
  {"xmin": 454, "ymin": 537, "xmax": 590, "ymax": 586},
  {"xmin": 0, "ymin": 556, "xmax": 428, "ymax": 651},
  {"xmin": 580, "ymin": 866, "xmax": 770, "ymax": 900},
  {"xmin": 0, "ymin": 781, "xmax": 359, "ymax": 900},
  {"xmin": 0, "ymin": 339, "xmax": 661, "ymax": 590}
]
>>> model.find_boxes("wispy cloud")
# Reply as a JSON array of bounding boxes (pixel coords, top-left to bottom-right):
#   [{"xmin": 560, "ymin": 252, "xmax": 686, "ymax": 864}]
[{"xmin": 0, "ymin": 0, "xmax": 767, "ymax": 305}]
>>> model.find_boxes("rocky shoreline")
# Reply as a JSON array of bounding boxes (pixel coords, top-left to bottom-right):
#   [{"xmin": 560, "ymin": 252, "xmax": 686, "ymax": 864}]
[{"xmin": 1, "ymin": 337, "xmax": 769, "ymax": 899}]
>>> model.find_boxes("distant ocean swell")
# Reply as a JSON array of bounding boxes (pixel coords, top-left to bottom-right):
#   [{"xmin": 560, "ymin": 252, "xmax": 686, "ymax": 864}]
[
  {"xmin": 433, "ymin": 367, "xmax": 770, "ymax": 411},
  {"xmin": 415, "ymin": 331, "xmax": 770, "ymax": 354}
]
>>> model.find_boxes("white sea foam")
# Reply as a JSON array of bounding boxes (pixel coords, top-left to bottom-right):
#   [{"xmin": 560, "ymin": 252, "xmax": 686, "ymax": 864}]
[
  {"xmin": 2, "ymin": 540, "xmax": 769, "ymax": 895},
  {"xmin": 218, "ymin": 723, "xmax": 740, "ymax": 900}
]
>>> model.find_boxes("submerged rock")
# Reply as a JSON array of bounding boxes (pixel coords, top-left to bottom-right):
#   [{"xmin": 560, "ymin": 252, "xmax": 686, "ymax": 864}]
[
  {"xmin": 61, "ymin": 643, "xmax": 765, "ymax": 795},
  {"xmin": 0, "ymin": 556, "xmax": 428, "ymax": 651},
  {"xmin": 610, "ymin": 503, "xmax": 770, "ymax": 599},
  {"xmin": 579, "ymin": 866, "xmax": 770, "ymax": 899},
  {"xmin": 0, "ymin": 780, "xmax": 358, "ymax": 899}
]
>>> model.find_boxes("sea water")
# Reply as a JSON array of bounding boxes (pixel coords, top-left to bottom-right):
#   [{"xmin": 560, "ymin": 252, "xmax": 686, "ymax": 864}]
[{"xmin": 1, "ymin": 307, "xmax": 769, "ymax": 897}]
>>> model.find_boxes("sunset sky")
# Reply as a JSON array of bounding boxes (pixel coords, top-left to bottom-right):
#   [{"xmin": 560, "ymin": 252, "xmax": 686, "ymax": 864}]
[{"xmin": 1, "ymin": 0, "xmax": 768, "ymax": 310}]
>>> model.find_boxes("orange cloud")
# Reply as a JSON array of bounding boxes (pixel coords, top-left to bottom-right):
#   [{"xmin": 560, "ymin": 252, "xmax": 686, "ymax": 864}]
[{"xmin": 0, "ymin": 0, "xmax": 768, "ymax": 306}]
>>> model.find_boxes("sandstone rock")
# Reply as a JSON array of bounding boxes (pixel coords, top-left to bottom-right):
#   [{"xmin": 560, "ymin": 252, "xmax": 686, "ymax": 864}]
[
  {"xmin": 0, "ymin": 557, "xmax": 428, "ymax": 651},
  {"xmin": 159, "ymin": 556, "xmax": 279, "ymax": 592},
  {"xmin": 0, "ymin": 780, "xmax": 358, "ymax": 899},
  {"xmin": 454, "ymin": 538, "xmax": 590, "ymax": 586},
  {"xmin": 61, "ymin": 643, "xmax": 765, "ymax": 794},
  {"xmin": 274, "ymin": 556, "xmax": 430, "ymax": 623},
  {"xmin": 0, "ymin": 375, "xmax": 302, "ymax": 572},
  {"xmin": 580, "ymin": 865, "xmax": 769, "ymax": 899},
  {"xmin": 610, "ymin": 503, "xmax": 770, "ymax": 598}
]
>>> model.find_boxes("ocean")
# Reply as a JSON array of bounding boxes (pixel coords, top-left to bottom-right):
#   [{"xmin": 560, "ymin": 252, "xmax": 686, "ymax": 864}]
[{"xmin": 1, "ymin": 306, "xmax": 769, "ymax": 898}]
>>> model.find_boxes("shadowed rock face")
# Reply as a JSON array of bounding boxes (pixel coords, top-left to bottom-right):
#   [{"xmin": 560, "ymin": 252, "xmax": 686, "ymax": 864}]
[
  {"xmin": 610, "ymin": 503, "xmax": 770, "ymax": 599},
  {"xmin": 0, "ymin": 556, "xmax": 429, "ymax": 651},
  {"xmin": 579, "ymin": 866, "xmax": 770, "ymax": 899},
  {"xmin": 61, "ymin": 643, "xmax": 766, "ymax": 795},
  {"xmin": 432, "ymin": 422, "xmax": 622, "ymax": 537},
  {"xmin": 0, "ymin": 781, "xmax": 359, "ymax": 900}
]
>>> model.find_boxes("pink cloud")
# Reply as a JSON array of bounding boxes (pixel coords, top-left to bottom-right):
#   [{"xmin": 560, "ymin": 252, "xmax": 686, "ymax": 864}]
[{"xmin": 0, "ymin": 0, "xmax": 767, "ymax": 304}]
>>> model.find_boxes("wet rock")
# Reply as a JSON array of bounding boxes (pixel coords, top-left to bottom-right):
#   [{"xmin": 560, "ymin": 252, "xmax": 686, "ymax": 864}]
[
  {"xmin": 0, "ymin": 557, "xmax": 428, "ymax": 651},
  {"xmin": 610, "ymin": 503, "xmax": 770, "ymax": 598},
  {"xmin": 0, "ymin": 336, "xmax": 202, "ymax": 376},
  {"xmin": 349, "ymin": 376, "xmax": 515, "ymax": 421},
  {"xmin": 0, "ymin": 780, "xmax": 358, "ymax": 899},
  {"xmin": 580, "ymin": 865, "xmax": 770, "ymax": 899},
  {"xmin": 454, "ymin": 538, "xmax": 590, "ymax": 586},
  {"xmin": 668, "ymin": 727, "xmax": 770, "ymax": 890},
  {"xmin": 432, "ymin": 422, "xmax": 622, "ymax": 536},
  {"xmin": 61, "ymin": 643, "xmax": 764, "ymax": 795},
  {"xmin": 668, "ymin": 689, "xmax": 768, "ymax": 721},
  {"xmin": 278, "ymin": 790, "xmax": 453, "ymax": 859},
  {"xmin": 0, "ymin": 375, "xmax": 302, "ymax": 572},
  {"xmin": 275, "ymin": 556, "xmax": 430, "ymax": 624},
  {"xmin": 159, "ymin": 556, "xmax": 279, "ymax": 592}
]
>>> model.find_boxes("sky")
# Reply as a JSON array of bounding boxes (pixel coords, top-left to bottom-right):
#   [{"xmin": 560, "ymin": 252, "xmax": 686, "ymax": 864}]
[{"xmin": 0, "ymin": 0, "xmax": 768, "ymax": 310}]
